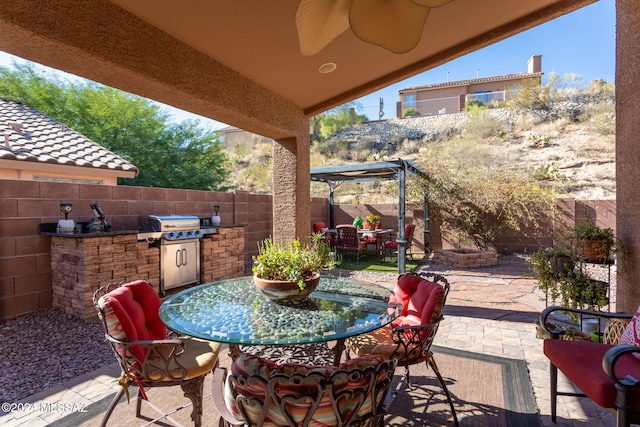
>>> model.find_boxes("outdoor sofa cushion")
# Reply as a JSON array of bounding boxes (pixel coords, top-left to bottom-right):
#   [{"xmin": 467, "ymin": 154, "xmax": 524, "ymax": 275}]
[
  {"xmin": 619, "ymin": 305, "xmax": 640, "ymax": 358},
  {"xmin": 543, "ymin": 338, "xmax": 640, "ymax": 410}
]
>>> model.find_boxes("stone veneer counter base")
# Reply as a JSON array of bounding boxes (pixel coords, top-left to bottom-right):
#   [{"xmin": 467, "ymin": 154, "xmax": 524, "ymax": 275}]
[{"xmin": 49, "ymin": 225, "xmax": 245, "ymax": 319}]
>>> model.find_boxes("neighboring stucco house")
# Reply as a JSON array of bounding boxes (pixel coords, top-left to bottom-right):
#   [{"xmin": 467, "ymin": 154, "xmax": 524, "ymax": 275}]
[
  {"xmin": 397, "ymin": 55, "xmax": 543, "ymax": 117},
  {"xmin": 0, "ymin": 98, "xmax": 138, "ymax": 185}
]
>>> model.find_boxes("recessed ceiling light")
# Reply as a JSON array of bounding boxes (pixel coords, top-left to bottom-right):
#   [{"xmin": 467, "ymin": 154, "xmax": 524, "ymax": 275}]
[{"xmin": 319, "ymin": 63, "xmax": 337, "ymax": 74}]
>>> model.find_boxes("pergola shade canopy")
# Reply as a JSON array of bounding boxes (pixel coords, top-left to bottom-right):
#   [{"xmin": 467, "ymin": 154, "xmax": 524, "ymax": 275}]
[
  {"xmin": 311, "ymin": 159, "xmax": 424, "ymax": 184},
  {"xmin": 311, "ymin": 159, "xmax": 426, "ymax": 273}
]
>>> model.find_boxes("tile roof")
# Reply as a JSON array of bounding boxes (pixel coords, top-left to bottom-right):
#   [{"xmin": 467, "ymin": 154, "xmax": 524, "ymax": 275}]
[
  {"xmin": 0, "ymin": 98, "xmax": 138, "ymax": 175},
  {"xmin": 398, "ymin": 72, "xmax": 543, "ymax": 92}
]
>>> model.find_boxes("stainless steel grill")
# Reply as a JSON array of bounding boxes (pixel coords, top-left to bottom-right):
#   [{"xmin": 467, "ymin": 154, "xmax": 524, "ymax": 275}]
[{"xmin": 138, "ymin": 215, "xmax": 202, "ymax": 296}]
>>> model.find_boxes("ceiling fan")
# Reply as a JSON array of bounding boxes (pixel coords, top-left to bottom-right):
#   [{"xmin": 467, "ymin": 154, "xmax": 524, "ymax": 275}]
[{"xmin": 296, "ymin": 0, "xmax": 455, "ymax": 56}]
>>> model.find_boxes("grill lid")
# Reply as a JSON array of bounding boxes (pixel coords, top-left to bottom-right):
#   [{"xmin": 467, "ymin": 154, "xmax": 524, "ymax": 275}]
[{"xmin": 138, "ymin": 215, "xmax": 200, "ymax": 232}]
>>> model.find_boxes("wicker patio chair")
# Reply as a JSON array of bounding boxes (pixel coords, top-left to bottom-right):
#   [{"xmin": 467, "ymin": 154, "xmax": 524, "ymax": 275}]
[{"xmin": 93, "ymin": 280, "xmax": 221, "ymax": 427}]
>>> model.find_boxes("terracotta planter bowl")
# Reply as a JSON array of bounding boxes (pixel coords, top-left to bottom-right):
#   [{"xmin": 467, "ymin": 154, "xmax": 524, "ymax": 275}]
[{"xmin": 253, "ymin": 272, "xmax": 321, "ymax": 303}]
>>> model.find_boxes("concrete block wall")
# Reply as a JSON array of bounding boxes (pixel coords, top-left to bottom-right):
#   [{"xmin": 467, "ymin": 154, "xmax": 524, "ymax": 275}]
[
  {"xmin": 0, "ymin": 177, "xmax": 616, "ymax": 321},
  {"xmin": 0, "ymin": 178, "xmax": 259, "ymax": 321}
]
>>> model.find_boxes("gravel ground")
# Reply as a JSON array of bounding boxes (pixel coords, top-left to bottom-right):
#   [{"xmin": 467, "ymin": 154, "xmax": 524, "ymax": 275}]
[{"xmin": 0, "ymin": 308, "xmax": 113, "ymax": 403}]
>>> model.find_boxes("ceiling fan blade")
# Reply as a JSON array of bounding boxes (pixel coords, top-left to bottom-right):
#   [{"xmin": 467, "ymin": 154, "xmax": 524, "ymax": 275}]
[
  {"xmin": 349, "ymin": 0, "xmax": 431, "ymax": 54},
  {"xmin": 296, "ymin": 0, "xmax": 350, "ymax": 56},
  {"xmin": 411, "ymin": 0, "xmax": 455, "ymax": 7}
]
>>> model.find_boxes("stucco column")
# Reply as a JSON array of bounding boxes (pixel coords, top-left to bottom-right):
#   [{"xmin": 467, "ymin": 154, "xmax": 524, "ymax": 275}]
[
  {"xmin": 615, "ymin": 0, "xmax": 640, "ymax": 313},
  {"xmin": 272, "ymin": 128, "xmax": 311, "ymax": 243}
]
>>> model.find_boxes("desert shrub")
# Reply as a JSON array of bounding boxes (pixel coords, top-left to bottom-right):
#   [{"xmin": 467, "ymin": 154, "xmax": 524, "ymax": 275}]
[
  {"xmin": 530, "ymin": 162, "xmax": 568, "ymax": 182},
  {"xmin": 507, "ymin": 73, "xmax": 584, "ymax": 123},
  {"xmin": 411, "ymin": 139, "xmax": 556, "ymax": 251},
  {"xmin": 462, "ymin": 109, "xmax": 504, "ymax": 140},
  {"xmin": 402, "ymin": 107, "xmax": 421, "ymax": 118},
  {"xmin": 527, "ymin": 133, "xmax": 552, "ymax": 148},
  {"xmin": 317, "ymin": 138, "xmax": 349, "ymax": 158},
  {"xmin": 464, "ymin": 98, "xmax": 486, "ymax": 111},
  {"xmin": 584, "ymin": 102, "xmax": 616, "ymax": 136}
]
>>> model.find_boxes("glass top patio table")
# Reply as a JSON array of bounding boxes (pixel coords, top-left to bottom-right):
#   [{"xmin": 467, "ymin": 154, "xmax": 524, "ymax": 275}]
[{"xmin": 159, "ymin": 275, "xmax": 401, "ymax": 346}]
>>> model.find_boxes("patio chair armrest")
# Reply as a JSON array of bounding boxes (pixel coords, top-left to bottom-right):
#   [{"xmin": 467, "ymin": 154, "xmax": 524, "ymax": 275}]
[
  {"xmin": 211, "ymin": 367, "xmax": 243, "ymax": 426},
  {"xmin": 603, "ymin": 345, "xmax": 640, "ymax": 388},
  {"xmin": 539, "ymin": 306, "xmax": 632, "ymax": 339},
  {"xmin": 391, "ymin": 315, "xmax": 443, "ymax": 337},
  {"xmin": 388, "ymin": 315, "xmax": 443, "ymax": 362}
]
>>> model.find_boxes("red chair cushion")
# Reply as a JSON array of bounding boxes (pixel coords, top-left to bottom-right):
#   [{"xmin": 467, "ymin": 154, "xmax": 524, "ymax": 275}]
[
  {"xmin": 101, "ymin": 280, "xmax": 167, "ymax": 359},
  {"xmin": 384, "ymin": 241, "xmax": 398, "ymax": 250},
  {"xmin": 391, "ymin": 273, "xmax": 422, "ymax": 317},
  {"xmin": 389, "ymin": 274, "xmax": 444, "ymax": 338},
  {"xmin": 544, "ymin": 339, "xmax": 640, "ymax": 410},
  {"xmin": 312, "ymin": 222, "xmax": 327, "ymax": 234}
]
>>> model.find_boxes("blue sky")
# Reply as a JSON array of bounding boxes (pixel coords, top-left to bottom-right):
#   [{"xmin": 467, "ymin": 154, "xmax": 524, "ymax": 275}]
[{"xmin": 0, "ymin": 0, "xmax": 614, "ymax": 129}]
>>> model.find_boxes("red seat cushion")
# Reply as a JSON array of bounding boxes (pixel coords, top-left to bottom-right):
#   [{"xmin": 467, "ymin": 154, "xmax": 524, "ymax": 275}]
[
  {"xmin": 389, "ymin": 274, "xmax": 444, "ymax": 338},
  {"xmin": 544, "ymin": 339, "xmax": 640, "ymax": 410},
  {"xmin": 100, "ymin": 280, "xmax": 167, "ymax": 360}
]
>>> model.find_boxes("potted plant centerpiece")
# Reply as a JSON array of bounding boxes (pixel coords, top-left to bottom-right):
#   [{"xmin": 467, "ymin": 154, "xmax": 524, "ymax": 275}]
[
  {"xmin": 365, "ymin": 215, "xmax": 380, "ymax": 231},
  {"xmin": 252, "ymin": 233, "xmax": 339, "ymax": 302}
]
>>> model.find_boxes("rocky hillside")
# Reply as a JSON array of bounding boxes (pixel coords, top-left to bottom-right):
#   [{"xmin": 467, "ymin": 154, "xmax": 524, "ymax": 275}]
[{"xmin": 317, "ymin": 106, "xmax": 616, "ymax": 201}]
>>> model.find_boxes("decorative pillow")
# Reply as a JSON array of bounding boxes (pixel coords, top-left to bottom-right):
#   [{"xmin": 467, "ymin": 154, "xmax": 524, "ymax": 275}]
[{"xmin": 619, "ymin": 306, "xmax": 640, "ymax": 358}]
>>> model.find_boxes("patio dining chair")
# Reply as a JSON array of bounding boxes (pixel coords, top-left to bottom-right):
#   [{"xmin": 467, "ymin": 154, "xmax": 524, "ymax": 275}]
[
  {"xmin": 93, "ymin": 280, "xmax": 221, "ymax": 427},
  {"xmin": 383, "ymin": 224, "xmax": 416, "ymax": 261},
  {"xmin": 336, "ymin": 224, "xmax": 367, "ymax": 262},
  {"xmin": 212, "ymin": 352, "xmax": 397, "ymax": 426},
  {"xmin": 312, "ymin": 221, "xmax": 337, "ymax": 247},
  {"xmin": 345, "ymin": 271, "xmax": 459, "ymax": 426}
]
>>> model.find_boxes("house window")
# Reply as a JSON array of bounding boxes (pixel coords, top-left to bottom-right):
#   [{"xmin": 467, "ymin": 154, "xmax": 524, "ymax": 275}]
[
  {"xmin": 404, "ymin": 94, "xmax": 416, "ymax": 108},
  {"xmin": 473, "ymin": 90, "xmax": 493, "ymax": 104}
]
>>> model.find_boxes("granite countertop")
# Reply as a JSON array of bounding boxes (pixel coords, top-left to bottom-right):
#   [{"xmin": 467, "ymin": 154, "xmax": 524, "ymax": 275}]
[{"xmin": 39, "ymin": 222, "xmax": 243, "ymax": 237}]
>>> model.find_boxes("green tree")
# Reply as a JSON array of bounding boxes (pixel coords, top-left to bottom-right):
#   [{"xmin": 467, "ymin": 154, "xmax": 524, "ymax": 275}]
[
  {"xmin": 314, "ymin": 102, "xmax": 368, "ymax": 141},
  {"xmin": 0, "ymin": 62, "xmax": 229, "ymax": 190}
]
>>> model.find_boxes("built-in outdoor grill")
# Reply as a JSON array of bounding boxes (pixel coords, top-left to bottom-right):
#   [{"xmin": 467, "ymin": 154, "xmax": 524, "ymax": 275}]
[{"xmin": 138, "ymin": 215, "xmax": 203, "ymax": 296}]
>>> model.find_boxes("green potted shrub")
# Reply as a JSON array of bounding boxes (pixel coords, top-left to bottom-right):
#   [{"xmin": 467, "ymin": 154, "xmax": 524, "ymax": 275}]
[
  {"xmin": 528, "ymin": 247, "xmax": 608, "ymax": 312},
  {"xmin": 252, "ymin": 234, "xmax": 339, "ymax": 302},
  {"xmin": 571, "ymin": 221, "xmax": 615, "ymax": 262}
]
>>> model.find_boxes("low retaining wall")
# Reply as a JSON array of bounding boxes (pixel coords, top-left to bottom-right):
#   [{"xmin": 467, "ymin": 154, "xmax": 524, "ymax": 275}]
[{"xmin": 432, "ymin": 249, "xmax": 498, "ymax": 268}]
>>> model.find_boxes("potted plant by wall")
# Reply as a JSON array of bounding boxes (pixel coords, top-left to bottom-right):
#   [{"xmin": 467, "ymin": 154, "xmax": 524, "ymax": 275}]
[
  {"xmin": 528, "ymin": 247, "xmax": 608, "ymax": 312},
  {"xmin": 571, "ymin": 221, "xmax": 615, "ymax": 262},
  {"xmin": 252, "ymin": 234, "xmax": 339, "ymax": 302}
]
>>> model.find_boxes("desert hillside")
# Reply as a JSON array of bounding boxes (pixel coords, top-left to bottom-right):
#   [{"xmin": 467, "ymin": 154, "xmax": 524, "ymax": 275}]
[{"xmin": 227, "ymin": 103, "xmax": 616, "ymax": 203}]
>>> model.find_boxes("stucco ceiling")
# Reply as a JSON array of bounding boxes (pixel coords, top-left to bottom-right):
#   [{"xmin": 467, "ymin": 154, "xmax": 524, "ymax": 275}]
[{"xmin": 0, "ymin": 0, "xmax": 595, "ymax": 139}]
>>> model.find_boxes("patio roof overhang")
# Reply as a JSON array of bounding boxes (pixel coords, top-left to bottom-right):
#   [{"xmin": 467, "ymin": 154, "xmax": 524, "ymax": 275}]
[{"xmin": 311, "ymin": 159, "xmax": 426, "ymax": 273}]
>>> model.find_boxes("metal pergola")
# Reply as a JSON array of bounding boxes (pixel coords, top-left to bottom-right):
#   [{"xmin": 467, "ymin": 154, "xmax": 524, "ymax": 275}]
[{"xmin": 310, "ymin": 159, "xmax": 427, "ymax": 273}]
